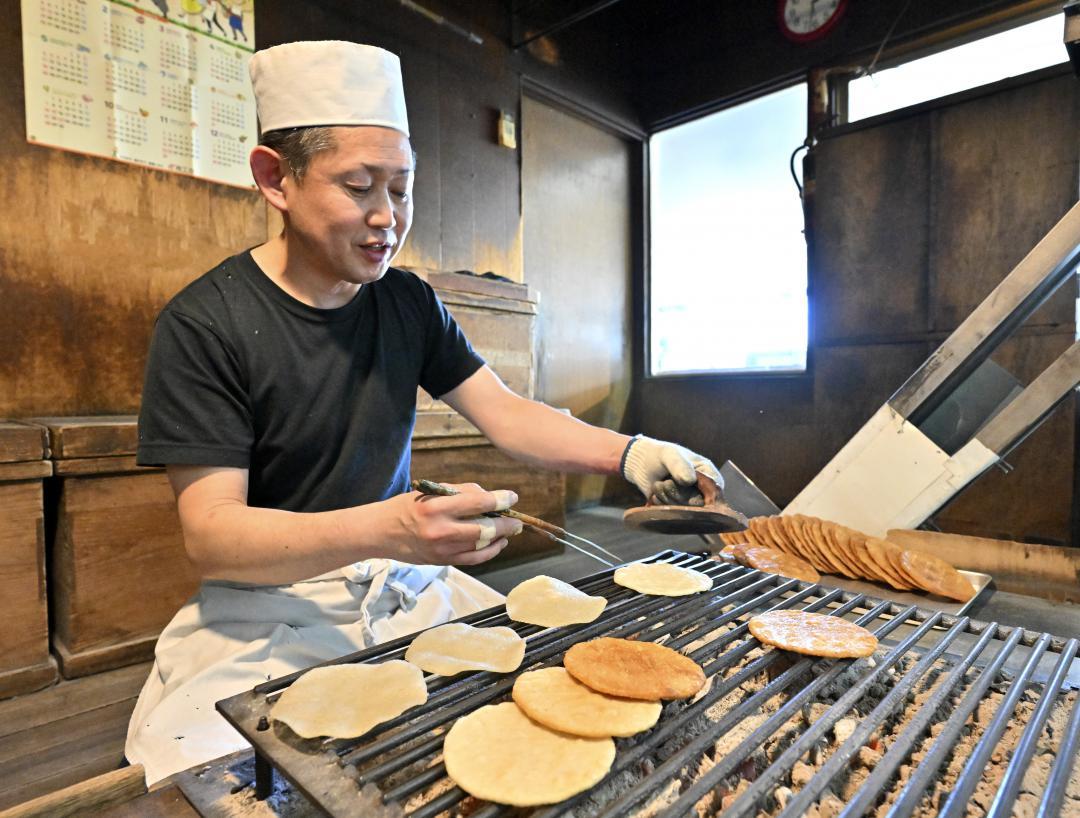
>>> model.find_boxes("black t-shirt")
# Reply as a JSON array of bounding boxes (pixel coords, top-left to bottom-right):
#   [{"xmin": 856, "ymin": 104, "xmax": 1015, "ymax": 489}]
[{"xmin": 136, "ymin": 251, "xmax": 485, "ymax": 513}]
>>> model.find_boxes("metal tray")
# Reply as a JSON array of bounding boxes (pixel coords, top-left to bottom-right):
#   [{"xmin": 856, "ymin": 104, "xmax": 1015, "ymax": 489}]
[{"xmin": 714, "ymin": 555, "xmax": 992, "ymax": 617}]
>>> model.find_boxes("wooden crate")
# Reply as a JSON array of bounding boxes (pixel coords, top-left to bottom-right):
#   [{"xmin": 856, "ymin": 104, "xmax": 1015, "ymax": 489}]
[
  {"xmin": 0, "ymin": 421, "xmax": 57, "ymax": 699},
  {"xmin": 33, "ymin": 417, "xmax": 198, "ymax": 679}
]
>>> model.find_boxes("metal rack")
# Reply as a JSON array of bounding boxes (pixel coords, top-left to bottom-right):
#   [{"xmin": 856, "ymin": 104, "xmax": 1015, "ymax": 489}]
[{"xmin": 217, "ymin": 551, "xmax": 1080, "ymax": 817}]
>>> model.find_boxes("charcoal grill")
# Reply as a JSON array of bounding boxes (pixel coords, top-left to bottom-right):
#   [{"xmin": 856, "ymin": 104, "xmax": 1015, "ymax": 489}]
[{"xmin": 216, "ymin": 550, "xmax": 1080, "ymax": 817}]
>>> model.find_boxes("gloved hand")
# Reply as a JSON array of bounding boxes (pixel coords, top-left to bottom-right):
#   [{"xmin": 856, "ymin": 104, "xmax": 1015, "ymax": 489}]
[{"xmin": 621, "ymin": 435, "xmax": 723, "ymax": 503}]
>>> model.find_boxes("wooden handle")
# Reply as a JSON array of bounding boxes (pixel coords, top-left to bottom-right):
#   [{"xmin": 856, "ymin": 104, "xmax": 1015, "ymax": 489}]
[{"xmin": 411, "ymin": 479, "xmax": 568, "ymax": 536}]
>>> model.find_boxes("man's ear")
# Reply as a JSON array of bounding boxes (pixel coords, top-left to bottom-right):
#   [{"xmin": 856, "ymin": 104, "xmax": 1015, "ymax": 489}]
[{"xmin": 249, "ymin": 145, "xmax": 291, "ymax": 214}]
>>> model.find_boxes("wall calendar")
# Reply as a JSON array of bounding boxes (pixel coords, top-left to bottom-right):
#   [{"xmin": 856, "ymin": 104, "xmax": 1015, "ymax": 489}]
[{"xmin": 21, "ymin": 0, "xmax": 257, "ymax": 189}]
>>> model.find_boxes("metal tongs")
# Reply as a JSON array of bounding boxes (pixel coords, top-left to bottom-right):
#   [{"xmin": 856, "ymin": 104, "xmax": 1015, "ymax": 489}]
[{"xmin": 410, "ymin": 479, "xmax": 622, "ymax": 567}]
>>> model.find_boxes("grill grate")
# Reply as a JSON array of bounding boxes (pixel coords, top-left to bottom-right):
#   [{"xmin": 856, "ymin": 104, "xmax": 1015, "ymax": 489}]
[{"xmin": 217, "ymin": 550, "xmax": 1080, "ymax": 817}]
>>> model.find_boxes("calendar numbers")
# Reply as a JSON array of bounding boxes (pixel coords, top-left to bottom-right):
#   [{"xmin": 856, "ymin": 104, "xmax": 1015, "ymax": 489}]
[
  {"xmin": 39, "ymin": 0, "xmax": 88, "ymax": 34},
  {"xmin": 23, "ymin": 0, "xmax": 257, "ymax": 188}
]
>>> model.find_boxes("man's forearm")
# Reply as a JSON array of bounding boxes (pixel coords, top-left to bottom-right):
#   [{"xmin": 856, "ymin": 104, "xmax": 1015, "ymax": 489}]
[
  {"xmin": 479, "ymin": 394, "xmax": 632, "ymax": 475},
  {"xmin": 182, "ymin": 500, "xmax": 393, "ymax": 585}
]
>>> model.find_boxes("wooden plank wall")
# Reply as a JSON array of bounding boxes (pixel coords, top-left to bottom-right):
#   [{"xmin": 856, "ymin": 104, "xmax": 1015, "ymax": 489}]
[
  {"xmin": 2, "ymin": 0, "xmax": 631, "ymax": 420},
  {"xmin": 521, "ymin": 96, "xmax": 635, "ymax": 507},
  {"xmin": 640, "ymin": 68, "xmax": 1079, "ymax": 546}
]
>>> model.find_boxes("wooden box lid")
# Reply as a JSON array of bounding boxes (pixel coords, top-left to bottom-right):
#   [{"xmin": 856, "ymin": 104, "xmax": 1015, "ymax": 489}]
[
  {"xmin": 28, "ymin": 415, "xmax": 138, "ymax": 459},
  {"xmin": 0, "ymin": 420, "xmax": 52, "ymax": 480},
  {"xmin": 0, "ymin": 420, "xmax": 49, "ymax": 463}
]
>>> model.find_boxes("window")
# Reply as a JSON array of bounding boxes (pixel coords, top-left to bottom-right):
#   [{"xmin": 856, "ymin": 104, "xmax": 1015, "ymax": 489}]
[
  {"xmin": 848, "ymin": 14, "xmax": 1066, "ymax": 123},
  {"xmin": 649, "ymin": 84, "xmax": 808, "ymax": 375}
]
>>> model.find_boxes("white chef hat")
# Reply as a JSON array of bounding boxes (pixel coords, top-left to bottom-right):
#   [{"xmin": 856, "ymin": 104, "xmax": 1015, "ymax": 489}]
[{"xmin": 249, "ymin": 40, "xmax": 409, "ymax": 137}]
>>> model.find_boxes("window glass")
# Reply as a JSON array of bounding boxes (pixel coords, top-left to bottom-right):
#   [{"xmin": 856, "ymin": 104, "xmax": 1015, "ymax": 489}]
[
  {"xmin": 849, "ymin": 15, "xmax": 1066, "ymax": 122},
  {"xmin": 650, "ymin": 84, "xmax": 808, "ymax": 375}
]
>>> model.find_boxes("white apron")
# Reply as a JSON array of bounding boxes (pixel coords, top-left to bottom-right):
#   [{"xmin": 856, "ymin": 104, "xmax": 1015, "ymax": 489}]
[{"xmin": 125, "ymin": 559, "xmax": 504, "ymax": 785}]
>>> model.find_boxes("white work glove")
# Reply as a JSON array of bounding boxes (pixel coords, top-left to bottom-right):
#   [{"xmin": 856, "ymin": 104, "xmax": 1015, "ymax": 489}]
[{"xmin": 621, "ymin": 435, "xmax": 722, "ymax": 503}]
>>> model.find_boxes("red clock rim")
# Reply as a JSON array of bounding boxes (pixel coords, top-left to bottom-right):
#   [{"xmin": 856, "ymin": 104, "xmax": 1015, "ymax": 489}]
[{"xmin": 776, "ymin": 0, "xmax": 849, "ymax": 44}]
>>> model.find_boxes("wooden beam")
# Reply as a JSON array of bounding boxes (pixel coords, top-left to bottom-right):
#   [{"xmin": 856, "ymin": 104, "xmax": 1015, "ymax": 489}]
[{"xmin": 0, "ymin": 765, "xmax": 145, "ymax": 818}]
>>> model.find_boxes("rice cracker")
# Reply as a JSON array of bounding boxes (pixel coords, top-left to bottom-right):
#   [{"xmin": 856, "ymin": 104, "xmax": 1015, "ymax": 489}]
[
  {"xmin": 443, "ymin": 702, "xmax": 615, "ymax": 806},
  {"xmin": 735, "ymin": 543, "xmax": 820, "ymax": 584},
  {"xmin": 899, "ymin": 549, "xmax": 975, "ymax": 601},
  {"xmin": 564, "ymin": 637, "xmax": 705, "ymax": 700},
  {"xmin": 512, "ymin": 667, "xmax": 662, "ymax": 738},
  {"xmin": 748, "ymin": 610, "xmax": 878, "ymax": 658}
]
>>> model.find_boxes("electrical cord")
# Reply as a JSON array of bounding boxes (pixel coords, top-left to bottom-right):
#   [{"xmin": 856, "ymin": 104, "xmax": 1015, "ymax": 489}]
[{"xmin": 790, "ymin": 140, "xmax": 811, "ymax": 198}]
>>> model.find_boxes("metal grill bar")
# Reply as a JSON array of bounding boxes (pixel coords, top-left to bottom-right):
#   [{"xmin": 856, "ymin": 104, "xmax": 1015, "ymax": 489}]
[
  {"xmin": 1037, "ymin": 683, "xmax": 1080, "ymax": 818},
  {"xmin": 551, "ymin": 594, "xmax": 878, "ymax": 818},
  {"xmin": 885, "ymin": 625, "xmax": 1026, "ymax": 818},
  {"xmin": 398, "ymin": 579, "xmax": 847, "ymax": 817},
  {"xmin": 340, "ymin": 560, "xmax": 750, "ymax": 767},
  {"xmin": 836, "ymin": 621, "xmax": 1002, "ymax": 818},
  {"xmin": 937, "ymin": 632, "xmax": 1053, "ymax": 818},
  {"xmin": 215, "ymin": 550, "xmax": 1080, "ymax": 818},
  {"xmin": 253, "ymin": 550, "xmax": 700, "ymax": 696},
  {"xmin": 656, "ymin": 607, "xmax": 938, "ymax": 818},
  {"xmin": 986, "ymin": 637, "xmax": 1080, "ymax": 818},
  {"xmin": 778, "ymin": 616, "xmax": 972, "ymax": 818}
]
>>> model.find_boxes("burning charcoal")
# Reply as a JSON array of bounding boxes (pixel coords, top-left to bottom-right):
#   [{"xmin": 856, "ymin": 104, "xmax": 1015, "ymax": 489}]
[
  {"xmin": 738, "ymin": 756, "xmax": 758, "ymax": 781},
  {"xmin": 857, "ymin": 746, "xmax": 882, "ymax": 768},
  {"xmin": 833, "ymin": 718, "xmax": 857, "ymax": 745},
  {"xmin": 774, "ymin": 785, "xmax": 793, "ymax": 809},
  {"xmin": 792, "ymin": 761, "xmax": 814, "ymax": 787}
]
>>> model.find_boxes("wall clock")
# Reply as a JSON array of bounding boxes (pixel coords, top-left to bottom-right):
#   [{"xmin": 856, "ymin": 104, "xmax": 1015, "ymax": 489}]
[{"xmin": 778, "ymin": 0, "xmax": 848, "ymax": 43}]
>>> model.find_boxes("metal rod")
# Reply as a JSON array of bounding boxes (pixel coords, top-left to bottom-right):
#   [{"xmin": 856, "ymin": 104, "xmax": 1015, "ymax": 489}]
[
  {"xmin": 590, "ymin": 598, "xmax": 896, "ymax": 818},
  {"xmin": 219, "ymin": 550, "xmax": 1080, "ymax": 818},
  {"xmin": 885, "ymin": 625, "xmax": 1026, "ymax": 818},
  {"xmin": 779, "ymin": 616, "xmax": 973, "ymax": 818},
  {"xmin": 937, "ymin": 633, "xmax": 1054, "ymax": 818},
  {"xmin": 253, "ymin": 752, "xmax": 273, "ymax": 801},
  {"xmin": 1037, "ymin": 679, "xmax": 1080, "ymax": 818},
  {"xmin": 411, "ymin": 478, "xmax": 621, "ymax": 565},
  {"xmin": 342, "ymin": 560, "xmax": 753, "ymax": 767},
  {"xmin": 511, "ymin": 0, "xmax": 626, "ymax": 49},
  {"xmin": 986, "ymin": 637, "xmax": 1080, "ymax": 818},
  {"xmin": 837, "ymin": 621, "xmax": 1001, "ymax": 818},
  {"xmin": 890, "ymin": 199, "xmax": 1080, "ymax": 425},
  {"xmin": 407, "ymin": 784, "xmax": 471, "ymax": 818},
  {"xmin": 660, "ymin": 607, "xmax": 939, "ymax": 818},
  {"xmin": 381, "ymin": 761, "xmax": 445, "ymax": 803}
]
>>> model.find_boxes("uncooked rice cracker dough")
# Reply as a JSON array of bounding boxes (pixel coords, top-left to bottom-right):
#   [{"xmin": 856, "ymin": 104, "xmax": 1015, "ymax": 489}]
[
  {"xmin": 512, "ymin": 667, "xmax": 662, "ymax": 738},
  {"xmin": 505, "ymin": 575, "xmax": 607, "ymax": 628},
  {"xmin": 748, "ymin": 610, "xmax": 878, "ymax": 659},
  {"xmin": 738, "ymin": 544, "xmax": 820, "ymax": 584},
  {"xmin": 271, "ymin": 660, "xmax": 427, "ymax": 739},
  {"xmin": 564, "ymin": 637, "xmax": 706, "ymax": 700},
  {"xmin": 614, "ymin": 561, "xmax": 712, "ymax": 596},
  {"xmin": 443, "ymin": 702, "xmax": 615, "ymax": 806},
  {"xmin": 899, "ymin": 549, "xmax": 976, "ymax": 602},
  {"xmin": 404, "ymin": 623, "xmax": 525, "ymax": 676}
]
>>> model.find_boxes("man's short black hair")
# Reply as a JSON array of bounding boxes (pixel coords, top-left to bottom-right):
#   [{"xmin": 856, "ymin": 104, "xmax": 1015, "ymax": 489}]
[{"xmin": 258, "ymin": 126, "xmax": 336, "ymax": 181}]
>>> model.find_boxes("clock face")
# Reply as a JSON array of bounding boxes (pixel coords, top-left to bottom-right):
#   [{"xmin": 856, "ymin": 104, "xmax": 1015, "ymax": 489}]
[{"xmin": 778, "ymin": 0, "xmax": 847, "ymax": 43}]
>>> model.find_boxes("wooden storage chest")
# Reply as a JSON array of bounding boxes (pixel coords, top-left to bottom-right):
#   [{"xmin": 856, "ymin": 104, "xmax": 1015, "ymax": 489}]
[{"xmin": 0, "ymin": 420, "xmax": 58, "ymax": 698}]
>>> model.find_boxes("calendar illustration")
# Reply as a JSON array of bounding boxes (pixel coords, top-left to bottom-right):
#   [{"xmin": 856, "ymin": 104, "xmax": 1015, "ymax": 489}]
[{"xmin": 22, "ymin": 0, "xmax": 257, "ymax": 189}]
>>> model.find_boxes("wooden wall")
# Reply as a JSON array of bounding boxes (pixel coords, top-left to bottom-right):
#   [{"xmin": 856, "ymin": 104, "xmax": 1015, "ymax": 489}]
[
  {"xmin": 521, "ymin": 96, "xmax": 635, "ymax": 508},
  {"xmin": 0, "ymin": 0, "xmax": 267, "ymax": 417},
  {"xmin": 641, "ymin": 67, "xmax": 1079, "ymax": 546},
  {"xmin": 0, "ymin": 0, "xmax": 638, "ymax": 421}
]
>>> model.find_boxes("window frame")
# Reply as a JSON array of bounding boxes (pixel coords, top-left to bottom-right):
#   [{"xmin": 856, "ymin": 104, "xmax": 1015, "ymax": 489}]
[
  {"xmin": 821, "ymin": 3, "xmax": 1063, "ymax": 133},
  {"xmin": 644, "ymin": 79, "xmax": 815, "ymax": 382}
]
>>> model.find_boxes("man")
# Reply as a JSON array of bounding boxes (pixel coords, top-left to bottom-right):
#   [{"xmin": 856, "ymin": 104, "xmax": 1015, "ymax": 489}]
[{"xmin": 126, "ymin": 40, "xmax": 721, "ymax": 783}]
